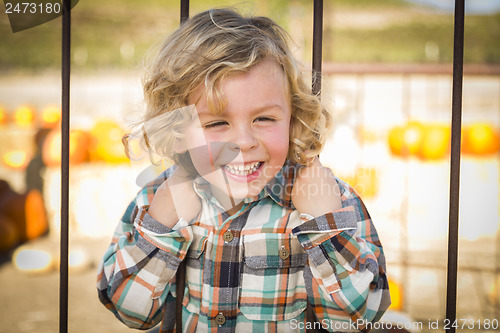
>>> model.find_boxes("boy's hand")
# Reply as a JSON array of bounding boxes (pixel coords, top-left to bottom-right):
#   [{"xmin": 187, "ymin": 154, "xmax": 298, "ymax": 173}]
[
  {"xmin": 292, "ymin": 157, "xmax": 342, "ymax": 218},
  {"xmin": 148, "ymin": 165, "xmax": 201, "ymax": 229}
]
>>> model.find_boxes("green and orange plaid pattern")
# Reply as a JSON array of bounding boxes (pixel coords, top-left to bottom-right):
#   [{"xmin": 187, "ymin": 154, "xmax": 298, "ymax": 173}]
[{"xmin": 97, "ymin": 160, "xmax": 390, "ymax": 332}]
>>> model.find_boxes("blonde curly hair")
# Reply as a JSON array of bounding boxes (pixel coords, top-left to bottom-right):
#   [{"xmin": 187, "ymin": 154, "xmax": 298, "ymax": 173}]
[{"xmin": 131, "ymin": 8, "xmax": 332, "ymax": 166}]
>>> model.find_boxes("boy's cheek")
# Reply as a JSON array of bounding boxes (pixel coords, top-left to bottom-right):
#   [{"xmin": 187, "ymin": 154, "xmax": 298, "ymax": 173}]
[
  {"xmin": 266, "ymin": 127, "xmax": 290, "ymax": 149},
  {"xmin": 269, "ymin": 140, "xmax": 290, "ymax": 162}
]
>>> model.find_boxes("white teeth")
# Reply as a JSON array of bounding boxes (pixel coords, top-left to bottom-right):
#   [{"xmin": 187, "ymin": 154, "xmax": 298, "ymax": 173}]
[{"xmin": 224, "ymin": 162, "xmax": 261, "ymax": 176}]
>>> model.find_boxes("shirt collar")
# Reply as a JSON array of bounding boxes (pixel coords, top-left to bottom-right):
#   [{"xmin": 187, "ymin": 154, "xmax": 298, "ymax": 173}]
[{"xmin": 193, "ymin": 159, "xmax": 303, "ymax": 210}]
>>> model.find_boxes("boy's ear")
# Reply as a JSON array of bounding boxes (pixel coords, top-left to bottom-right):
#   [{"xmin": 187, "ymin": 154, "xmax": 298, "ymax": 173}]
[{"xmin": 173, "ymin": 138, "xmax": 187, "ymax": 154}]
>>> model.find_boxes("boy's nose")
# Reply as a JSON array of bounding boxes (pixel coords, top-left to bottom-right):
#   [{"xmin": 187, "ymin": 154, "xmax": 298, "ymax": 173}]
[{"xmin": 232, "ymin": 126, "xmax": 257, "ymax": 151}]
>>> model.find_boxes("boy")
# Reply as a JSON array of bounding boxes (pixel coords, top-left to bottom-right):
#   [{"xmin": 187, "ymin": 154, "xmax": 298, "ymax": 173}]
[{"xmin": 97, "ymin": 8, "xmax": 390, "ymax": 332}]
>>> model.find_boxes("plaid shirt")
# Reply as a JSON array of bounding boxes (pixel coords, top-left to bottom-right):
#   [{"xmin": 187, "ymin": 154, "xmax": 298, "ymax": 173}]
[{"xmin": 97, "ymin": 160, "xmax": 390, "ymax": 332}]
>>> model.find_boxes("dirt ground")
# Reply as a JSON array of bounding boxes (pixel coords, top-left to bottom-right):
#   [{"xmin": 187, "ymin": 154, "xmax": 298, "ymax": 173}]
[{"xmin": 0, "ymin": 236, "xmax": 142, "ymax": 333}]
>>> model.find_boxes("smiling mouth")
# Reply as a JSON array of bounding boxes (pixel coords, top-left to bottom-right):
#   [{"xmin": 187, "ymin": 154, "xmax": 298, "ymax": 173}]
[{"xmin": 223, "ymin": 162, "xmax": 262, "ymax": 176}]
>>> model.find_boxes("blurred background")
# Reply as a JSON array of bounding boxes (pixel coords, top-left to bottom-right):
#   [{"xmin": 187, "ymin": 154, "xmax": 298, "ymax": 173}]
[{"xmin": 0, "ymin": 0, "xmax": 499, "ymax": 332}]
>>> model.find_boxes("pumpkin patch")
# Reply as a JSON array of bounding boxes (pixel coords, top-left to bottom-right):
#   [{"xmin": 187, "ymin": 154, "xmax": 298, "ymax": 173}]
[
  {"xmin": 40, "ymin": 105, "xmax": 61, "ymax": 129},
  {"xmin": 0, "ymin": 181, "xmax": 49, "ymax": 247},
  {"xmin": 0, "ymin": 105, "xmax": 8, "ymax": 125},
  {"xmin": 13, "ymin": 105, "xmax": 36, "ymax": 128},
  {"xmin": 2, "ymin": 150, "xmax": 30, "ymax": 170},
  {"xmin": 42, "ymin": 129, "xmax": 90, "ymax": 167},
  {"xmin": 417, "ymin": 124, "xmax": 450, "ymax": 160},
  {"xmin": 24, "ymin": 189, "xmax": 49, "ymax": 241},
  {"xmin": 88, "ymin": 119, "xmax": 129, "ymax": 163},
  {"xmin": 388, "ymin": 121, "xmax": 426, "ymax": 158},
  {"xmin": 388, "ymin": 279, "xmax": 403, "ymax": 311},
  {"xmin": 462, "ymin": 123, "xmax": 500, "ymax": 156},
  {"xmin": 388, "ymin": 121, "xmax": 499, "ymax": 159}
]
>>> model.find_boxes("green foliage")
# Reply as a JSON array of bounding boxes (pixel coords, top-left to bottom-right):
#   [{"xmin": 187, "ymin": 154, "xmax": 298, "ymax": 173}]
[{"xmin": 328, "ymin": 21, "xmax": 455, "ymax": 63}]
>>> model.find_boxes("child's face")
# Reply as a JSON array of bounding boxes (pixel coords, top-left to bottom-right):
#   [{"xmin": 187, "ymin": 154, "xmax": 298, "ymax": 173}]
[{"xmin": 182, "ymin": 59, "xmax": 291, "ymax": 204}]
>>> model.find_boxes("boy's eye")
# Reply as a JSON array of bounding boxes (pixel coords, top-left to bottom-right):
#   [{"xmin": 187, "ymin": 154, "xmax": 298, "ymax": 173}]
[
  {"xmin": 254, "ymin": 116, "xmax": 276, "ymax": 122},
  {"xmin": 203, "ymin": 121, "xmax": 228, "ymax": 129}
]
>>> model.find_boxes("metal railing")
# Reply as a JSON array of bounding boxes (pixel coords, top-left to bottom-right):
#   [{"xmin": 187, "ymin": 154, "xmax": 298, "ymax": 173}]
[
  {"xmin": 60, "ymin": 0, "xmax": 71, "ymax": 332},
  {"xmin": 57, "ymin": 0, "xmax": 465, "ymax": 332},
  {"xmin": 446, "ymin": 1, "xmax": 465, "ymax": 330}
]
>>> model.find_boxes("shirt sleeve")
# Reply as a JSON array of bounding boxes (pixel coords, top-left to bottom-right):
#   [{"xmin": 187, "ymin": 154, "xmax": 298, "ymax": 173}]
[
  {"xmin": 292, "ymin": 177, "xmax": 391, "ymax": 331},
  {"xmin": 96, "ymin": 170, "xmax": 193, "ymax": 330}
]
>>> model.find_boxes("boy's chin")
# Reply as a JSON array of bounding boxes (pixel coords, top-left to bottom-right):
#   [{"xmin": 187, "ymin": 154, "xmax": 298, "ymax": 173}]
[
  {"xmin": 210, "ymin": 183, "xmax": 264, "ymax": 201},
  {"xmin": 222, "ymin": 188, "xmax": 258, "ymax": 200}
]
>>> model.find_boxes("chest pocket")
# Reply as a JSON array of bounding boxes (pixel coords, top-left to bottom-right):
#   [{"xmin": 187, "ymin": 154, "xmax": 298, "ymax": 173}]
[
  {"xmin": 239, "ymin": 232, "xmax": 308, "ymax": 321},
  {"xmin": 183, "ymin": 225, "xmax": 209, "ymax": 314}
]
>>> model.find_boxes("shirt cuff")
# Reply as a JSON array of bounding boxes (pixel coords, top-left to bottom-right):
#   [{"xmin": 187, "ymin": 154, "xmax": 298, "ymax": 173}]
[
  {"xmin": 134, "ymin": 206, "xmax": 193, "ymax": 260},
  {"xmin": 292, "ymin": 206, "xmax": 357, "ymax": 250}
]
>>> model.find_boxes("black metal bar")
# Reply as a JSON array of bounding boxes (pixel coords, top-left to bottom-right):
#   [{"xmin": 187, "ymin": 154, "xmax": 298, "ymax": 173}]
[
  {"xmin": 176, "ymin": 261, "xmax": 186, "ymax": 333},
  {"xmin": 312, "ymin": 0, "xmax": 323, "ymax": 96},
  {"xmin": 176, "ymin": 4, "xmax": 189, "ymax": 332},
  {"xmin": 180, "ymin": 0, "xmax": 189, "ymax": 23},
  {"xmin": 445, "ymin": 0, "xmax": 465, "ymax": 331},
  {"xmin": 60, "ymin": 1, "xmax": 71, "ymax": 333},
  {"xmin": 306, "ymin": 3, "xmax": 324, "ymax": 327}
]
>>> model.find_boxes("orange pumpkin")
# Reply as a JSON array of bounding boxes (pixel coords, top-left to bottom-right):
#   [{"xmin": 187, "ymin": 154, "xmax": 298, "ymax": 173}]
[
  {"xmin": 0, "ymin": 105, "xmax": 8, "ymax": 125},
  {"xmin": 388, "ymin": 279, "xmax": 403, "ymax": 311},
  {"xmin": 403, "ymin": 121, "xmax": 425, "ymax": 156},
  {"xmin": 88, "ymin": 119, "xmax": 129, "ymax": 163},
  {"xmin": 2, "ymin": 150, "xmax": 30, "ymax": 170},
  {"xmin": 387, "ymin": 126, "xmax": 406, "ymax": 156},
  {"xmin": 417, "ymin": 124, "xmax": 450, "ymax": 160},
  {"xmin": 13, "ymin": 105, "xmax": 36, "ymax": 128},
  {"xmin": 462, "ymin": 123, "xmax": 500, "ymax": 156},
  {"xmin": 42, "ymin": 129, "xmax": 90, "ymax": 167},
  {"xmin": 24, "ymin": 189, "xmax": 48, "ymax": 240},
  {"xmin": 0, "ymin": 182, "xmax": 48, "ymax": 243},
  {"xmin": 40, "ymin": 105, "xmax": 61, "ymax": 128},
  {"xmin": 388, "ymin": 121, "xmax": 424, "ymax": 157}
]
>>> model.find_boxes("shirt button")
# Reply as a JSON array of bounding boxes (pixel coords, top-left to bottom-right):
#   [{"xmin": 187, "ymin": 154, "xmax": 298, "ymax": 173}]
[
  {"xmin": 222, "ymin": 231, "xmax": 234, "ymax": 243},
  {"xmin": 215, "ymin": 313, "xmax": 226, "ymax": 325},
  {"xmin": 279, "ymin": 247, "xmax": 290, "ymax": 260}
]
